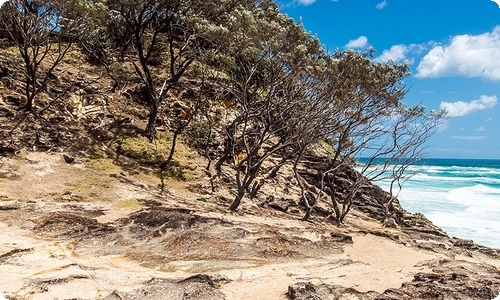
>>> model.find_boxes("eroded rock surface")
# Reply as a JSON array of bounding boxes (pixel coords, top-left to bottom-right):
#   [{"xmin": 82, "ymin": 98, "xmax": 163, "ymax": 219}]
[{"xmin": 1, "ymin": 152, "xmax": 500, "ymax": 300}]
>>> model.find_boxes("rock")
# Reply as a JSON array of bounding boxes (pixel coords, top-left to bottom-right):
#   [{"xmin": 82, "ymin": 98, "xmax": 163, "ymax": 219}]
[
  {"xmin": 119, "ymin": 207, "xmax": 205, "ymax": 229},
  {"xmin": 452, "ymin": 237, "xmax": 500, "ymax": 258},
  {"xmin": 0, "ymin": 146, "xmax": 15, "ymax": 156},
  {"xmin": 383, "ymin": 217, "xmax": 398, "ymax": 228},
  {"xmin": 452, "ymin": 238, "xmax": 475, "ymax": 247},
  {"xmin": 0, "ymin": 107, "xmax": 14, "ymax": 117},
  {"xmin": 329, "ymin": 232, "xmax": 353, "ymax": 244},
  {"xmin": 286, "ymin": 282, "xmax": 318, "ymax": 300},
  {"xmin": 287, "ymin": 282, "xmax": 377, "ymax": 300},
  {"xmin": 4, "ymin": 94, "xmax": 26, "ymax": 106},
  {"xmin": 36, "ymin": 130, "xmax": 59, "ymax": 149},
  {"xmin": 60, "ymin": 191, "xmax": 73, "ymax": 201},
  {"xmin": 34, "ymin": 211, "xmax": 115, "ymax": 238},
  {"xmin": 101, "ymin": 276, "xmax": 226, "ymax": 300},
  {"xmin": 268, "ymin": 197, "xmax": 296, "ymax": 213},
  {"xmin": 178, "ymin": 273, "xmax": 231, "ymax": 288},
  {"xmin": 63, "ymin": 154, "xmax": 75, "ymax": 164},
  {"xmin": 0, "ymin": 201, "xmax": 21, "ymax": 210},
  {"xmin": 375, "ymin": 259, "xmax": 500, "ymax": 300}
]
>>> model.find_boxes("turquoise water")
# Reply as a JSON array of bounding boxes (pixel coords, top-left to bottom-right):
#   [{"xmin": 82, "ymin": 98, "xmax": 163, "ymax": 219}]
[{"xmin": 360, "ymin": 158, "xmax": 500, "ymax": 249}]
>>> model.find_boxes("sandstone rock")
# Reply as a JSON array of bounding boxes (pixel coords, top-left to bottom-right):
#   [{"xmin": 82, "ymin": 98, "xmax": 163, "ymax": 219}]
[
  {"xmin": 375, "ymin": 259, "xmax": 500, "ymax": 300},
  {"xmin": 0, "ymin": 201, "xmax": 21, "ymax": 210},
  {"xmin": 101, "ymin": 276, "xmax": 227, "ymax": 300},
  {"xmin": 268, "ymin": 197, "xmax": 297, "ymax": 213},
  {"xmin": 329, "ymin": 232, "xmax": 353, "ymax": 244},
  {"xmin": 287, "ymin": 282, "xmax": 377, "ymax": 300}
]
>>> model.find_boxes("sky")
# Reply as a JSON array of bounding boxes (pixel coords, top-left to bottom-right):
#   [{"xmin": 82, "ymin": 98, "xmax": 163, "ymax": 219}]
[{"xmin": 281, "ymin": 0, "xmax": 500, "ymax": 159}]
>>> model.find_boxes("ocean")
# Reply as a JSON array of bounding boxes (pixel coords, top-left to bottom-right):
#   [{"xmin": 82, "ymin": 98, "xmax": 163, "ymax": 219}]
[{"xmin": 360, "ymin": 158, "xmax": 500, "ymax": 249}]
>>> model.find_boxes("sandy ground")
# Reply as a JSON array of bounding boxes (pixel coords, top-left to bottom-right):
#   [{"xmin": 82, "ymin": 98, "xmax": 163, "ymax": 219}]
[{"xmin": 1, "ymin": 152, "xmax": 499, "ymax": 300}]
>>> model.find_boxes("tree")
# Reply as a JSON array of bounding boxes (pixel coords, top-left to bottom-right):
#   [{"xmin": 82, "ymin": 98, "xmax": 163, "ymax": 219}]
[
  {"xmin": 211, "ymin": 1, "xmax": 328, "ymax": 210},
  {"xmin": 0, "ymin": 0, "xmax": 85, "ymax": 111},
  {"xmin": 290, "ymin": 50, "xmax": 444, "ymax": 225},
  {"xmin": 105, "ymin": 0, "xmax": 247, "ymax": 142},
  {"xmin": 356, "ymin": 105, "xmax": 445, "ymax": 223}
]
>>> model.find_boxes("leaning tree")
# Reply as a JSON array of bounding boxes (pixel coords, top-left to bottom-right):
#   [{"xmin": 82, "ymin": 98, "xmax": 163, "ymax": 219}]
[{"xmin": 0, "ymin": 0, "xmax": 88, "ymax": 111}]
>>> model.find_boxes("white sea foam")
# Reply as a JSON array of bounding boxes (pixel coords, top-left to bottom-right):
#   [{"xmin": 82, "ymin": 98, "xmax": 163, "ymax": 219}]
[{"xmin": 371, "ymin": 160, "xmax": 500, "ymax": 249}]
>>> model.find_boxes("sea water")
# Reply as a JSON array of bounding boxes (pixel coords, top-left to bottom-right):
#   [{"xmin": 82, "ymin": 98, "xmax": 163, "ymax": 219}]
[{"xmin": 359, "ymin": 158, "xmax": 500, "ymax": 249}]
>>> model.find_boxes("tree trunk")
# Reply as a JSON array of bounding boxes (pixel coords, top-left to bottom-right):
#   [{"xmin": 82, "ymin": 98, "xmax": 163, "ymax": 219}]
[
  {"xmin": 249, "ymin": 179, "xmax": 264, "ymax": 199},
  {"xmin": 159, "ymin": 128, "xmax": 180, "ymax": 169},
  {"xmin": 229, "ymin": 190, "xmax": 245, "ymax": 211},
  {"xmin": 145, "ymin": 101, "xmax": 159, "ymax": 142},
  {"xmin": 302, "ymin": 207, "xmax": 312, "ymax": 221}
]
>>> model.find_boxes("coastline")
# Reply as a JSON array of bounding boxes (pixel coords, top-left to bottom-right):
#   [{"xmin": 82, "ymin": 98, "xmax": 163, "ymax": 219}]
[
  {"xmin": 372, "ymin": 157, "xmax": 500, "ymax": 250},
  {"xmin": 1, "ymin": 151, "xmax": 499, "ymax": 299}
]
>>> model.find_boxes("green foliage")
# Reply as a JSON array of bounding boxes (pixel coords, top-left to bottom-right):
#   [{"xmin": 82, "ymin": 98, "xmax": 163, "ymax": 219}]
[
  {"xmin": 119, "ymin": 135, "xmax": 168, "ymax": 165},
  {"xmin": 85, "ymin": 157, "xmax": 119, "ymax": 174},
  {"xmin": 86, "ymin": 29, "xmax": 111, "ymax": 60},
  {"xmin": 118, "ymin": 198, "xmax": 142, "ymax": 208},
  {"xmin": 185, "ymin": 118, "xmax": 212, "ymax": 151}
]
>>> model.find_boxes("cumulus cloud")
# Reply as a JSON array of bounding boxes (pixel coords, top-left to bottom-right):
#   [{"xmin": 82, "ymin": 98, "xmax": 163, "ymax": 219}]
[
  {"xmin": 345, "ymin": 36, "xmax": 368, "ymax": 48},
  {"xmin": 296, "ymin": 0, "xmax": 316, "ymax": 5},
  {"xmin": 476, "ymin": 126, "xmax": 486, "ymax": 131},
  {"xmin": 440, "ymin": 95, "xmax": 497, "ymax": 117},
  {"xmin": 416, "ymin": 26, "xmax": 500, "ymax": 80},
  {"xmin": 374, "ymin": 43, "xmax": 425, "ymax": 63},
  {"xmin": 376, "ymin": 1, "xmax": 388, "ymax": 9},
  {"xmin": 451, "ymin": 136, "xmax": 487, "ymax": 141},
  {"xmin": 374, "ymin": 44, "xmax": 410, "ymax": 62}
]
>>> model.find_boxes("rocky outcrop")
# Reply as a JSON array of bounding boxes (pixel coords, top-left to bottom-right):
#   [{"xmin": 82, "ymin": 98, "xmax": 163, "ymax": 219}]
[
  {"xmin": 287, "ymin": 282, "xmax": 378, "ymax": 300},
  {"xmin": 287, "ymin": 259, "xmax": 500, "ymax": 300},
  {"xmin": 376, "ymin": 259, "xmax": 500, "ymax": 300},
  {"xmin": 102, "ymin": 275, "xmax": 230, "ymax": 300}
]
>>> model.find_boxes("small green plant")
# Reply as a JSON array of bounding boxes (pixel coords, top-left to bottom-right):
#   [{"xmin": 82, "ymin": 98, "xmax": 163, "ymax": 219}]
[
  {"xmin": 85, "ymin": 157, "xmax": 119, "ymax": 174},
  {"xmin": 118, "ymin": 198, "xmax": 141, "ymax": 208},
  {"xmin": 87, "ymin": 29, "xmax": 111, "ymax": 61}
]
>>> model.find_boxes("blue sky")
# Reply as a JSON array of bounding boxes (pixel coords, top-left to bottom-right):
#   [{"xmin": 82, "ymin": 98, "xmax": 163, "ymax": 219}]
[{"xmin": 281, "ymin": 0, "xmax": 500, "ymax": 159}]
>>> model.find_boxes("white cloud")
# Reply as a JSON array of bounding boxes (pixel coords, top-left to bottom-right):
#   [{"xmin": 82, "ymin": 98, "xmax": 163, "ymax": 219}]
[
  {"xmin": 345, "ymin": 36, "xmax": 368, "ymax": 48},
  {"xmin": 476, "ymin": 126, "xmax": 486, "ymax": 131},
  {"xmin": 374, "ymin": 43, "xmax": 425, "ymax": 63},
  {"xmin": 492, "ymin": 0, "xmax": 500, "ymax": 8},
  {"xmin": 296, "ymin": 0, "xmax": 316, "ymax": 5},
  {"xmin": 451, "ymin": 136, "xmax": 487, "ymax": 141},
  {"xmin": 376, "ymin": 1, "xmax": 388, "ymax": 9},
  {"xmin": 374, "ymin": 44, "xmax": 410, "ymax": 62},
  {"xmin": 416, "ymin": 26, "xmax": 500, "ymax": 80},
  {"xmin": 440, "ymin": 95, "xmax": 497, "ymax": 117}
]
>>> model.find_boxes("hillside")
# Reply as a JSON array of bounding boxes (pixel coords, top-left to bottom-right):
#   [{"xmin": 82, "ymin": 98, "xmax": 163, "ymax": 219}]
[{"xmin": 1, "ymin": 46, "xmax": 500, "ymax": 300}]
